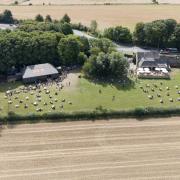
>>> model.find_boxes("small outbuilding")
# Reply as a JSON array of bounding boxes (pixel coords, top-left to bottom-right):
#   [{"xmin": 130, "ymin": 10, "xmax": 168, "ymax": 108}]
[{"xmin": 23, "ymin": 63, "xmax": 59, "ymax": 83}]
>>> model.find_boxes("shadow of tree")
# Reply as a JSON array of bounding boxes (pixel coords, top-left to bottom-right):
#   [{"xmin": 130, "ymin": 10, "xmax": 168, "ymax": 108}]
[
  {"xmin": 85, "ymin": 77, "xmax": 136, "ymax": 91},
  {"xmin": 0, "ymin": 81, "xmax": 23, "ymax": 93}
]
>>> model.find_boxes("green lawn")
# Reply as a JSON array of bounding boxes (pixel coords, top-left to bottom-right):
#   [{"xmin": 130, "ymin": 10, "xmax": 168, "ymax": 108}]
[{"xmin": 1, "ymin": 69, "xmax": 180, "ymax": 116}]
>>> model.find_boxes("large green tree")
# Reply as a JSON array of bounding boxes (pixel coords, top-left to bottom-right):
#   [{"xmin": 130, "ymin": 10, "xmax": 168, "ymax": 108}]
[
  {"xmin": 104, "ymin": 26, "xmax": 132, "ymax": 44},
  {"xmin": 89, "ymin": 38, "xmax": 115, "ymax": 55},
  {"xmin": 83, "ymin": 52, "xmax": 129, "ymax": 79},
  {"xmin": 58, "ymin": 35, "xmax": 81, "ymax": 65}
]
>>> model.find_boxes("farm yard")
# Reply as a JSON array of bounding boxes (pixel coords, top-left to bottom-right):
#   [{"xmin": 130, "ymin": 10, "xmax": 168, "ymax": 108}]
[
  {"xmin": 1, "ymin": 69, "xmax": 180, "ymax": 116},
  {"xmin": 0, "ymin": 5, "xmax": 180, "ymax": 29},
  {"xmin": 1, "ymin": 117, "xmax": 180, "ymax": 179}
]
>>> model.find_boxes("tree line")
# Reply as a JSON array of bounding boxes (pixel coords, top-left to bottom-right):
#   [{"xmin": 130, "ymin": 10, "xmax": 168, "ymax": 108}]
[
  {"xmin": 104, "ymin": 19, "xmax": 180, "ymax": 49},
  {"xmin": 133, "ymin": 19, "xmax": 180, "ymax": 49},
  {"xmin": 2, "ymin": 9, "xmax": 180, "ymax": 50},
  {"xmin": 1, "ymin": 10, "xmax": 179, "ymax": 80},
  {"xmin": 0, "ymin": 29, "xmax": 128, "ymax": 80},
  {"xmin": 0, "ymin": 31, "xmax": 89, "ymax": 74},
  {"xmin": 85, "ymin": 19, "xmax": 179, "ymax": 50}
]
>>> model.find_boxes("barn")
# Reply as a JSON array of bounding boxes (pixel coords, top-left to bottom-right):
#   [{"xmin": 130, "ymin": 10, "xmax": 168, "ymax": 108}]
[{"xmin": 22, "ymin": 63, "xmax": 59, "ymax": 83}]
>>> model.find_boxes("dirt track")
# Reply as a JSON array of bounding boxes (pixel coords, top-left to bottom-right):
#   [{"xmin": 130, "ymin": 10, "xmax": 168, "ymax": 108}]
[{"xmin": 1, "ymin": 117, "xmax": 180, "ymax": 179}]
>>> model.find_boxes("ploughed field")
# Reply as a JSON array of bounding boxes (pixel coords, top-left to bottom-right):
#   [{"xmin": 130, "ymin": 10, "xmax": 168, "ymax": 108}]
[
  {"xmin": 1, "ymin": 117, "xmax": 180, "ymax": 179},
  {"xmin": 0, "ymin": 5, "xmax": 180, "ymax": 29},
  {"xmin": 1, "ymin": 69, "xmax": 180, "ymax": 116}
]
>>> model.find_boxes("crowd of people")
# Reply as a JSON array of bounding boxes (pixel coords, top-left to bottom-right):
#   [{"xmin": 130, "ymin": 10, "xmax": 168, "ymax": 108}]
[{"xmin": 3, "ymin": 68, "xmax": 74, "ymax": 113}]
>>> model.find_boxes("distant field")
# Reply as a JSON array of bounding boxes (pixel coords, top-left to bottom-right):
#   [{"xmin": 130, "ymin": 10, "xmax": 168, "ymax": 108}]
[
  {"xmin": 1, "ymin": 0, "xmax": 180, "ymax": 5},
  {"xmin": 0, "ymin": 5, "xmax": 180, "ymax": 29}
]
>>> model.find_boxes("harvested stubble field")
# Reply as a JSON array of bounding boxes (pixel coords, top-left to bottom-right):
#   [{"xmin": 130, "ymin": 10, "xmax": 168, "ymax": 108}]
[
  {"xmin": 0, "ymin": 5, "xmax": 180, "ymax": 29},
  {"xmin": 1, "ymin": 117, "xmax": 180, "ymax": 179},
  {"xmin": 1, "ymin": 0, "xmax": 180, "ymax": 5}
]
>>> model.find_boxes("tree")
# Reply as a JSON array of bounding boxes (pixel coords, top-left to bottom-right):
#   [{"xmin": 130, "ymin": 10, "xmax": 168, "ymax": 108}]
[
  {"xmin": 109, "ymin": 52, "xmax": 129, "ymax": 79},
  {"xmin": 90, "ymin": 20, "xmax": 98, "ymax": 34},
  {"xmin": 133, "ymin": 19, "xmax": 177, "ymax": 48},
  {"xmin": 14, "ymin": 1, "xmax": 18, "ymax": 5},
  {"xmin": 58, "ymin": 35, "xmax": 81, "ymax": 65},
  {"xmin": 18, "ymin": 21, "xmax": 73, "ymax": 35},
  {"xmin": 61, "ymin": 22, "xmax": 73, "ymax": 35},
  {"xmin": 89, "ymin": 38, "xmax": 115, "ymax": 55},
  {"xmin": 169, "ymin": 24, "xmax": 180, "ymax": 50},
  {"xmin": 78, "ymin": 52, "xmax": 88, "ymax": 65},
  {"xmin": 71, "ymin": 22, "xmax": 90, "ymax": 32},
  {"xmin": 104, "ymin": 26, "xmax": 132, "ymax": 44},
  {"xmin": 60, "ymin": 14, "xmax": 71, "ymax": 23},
  {"xmin": 0, "ymin": 10, "xmax": 14, "ymax": 24},
  {"xmin": 144, "ymin": 20, "xmax": 167, "ymax": 48},
  {"xmin": 152, "ymin": 0, "xmax": 159, "ymax": 4},
  {"xmin": 164, "ymin": 19, "xmax": 177, "ymax": 37},
  {"xmin": 83, "ymin": 52, "xmax": 129, "ymax": 79},
  {"xmin": 0, "ymin": 31, "xmax": 64, "ymax": 74},
  {"xmin": 35, "ymin": 14, "xmax": 44, "ymax": 22},
  {"xmin": 78, "ymin": 36, "xmax": 90, "ymax": 56},
  {"xmin": 45, "ymin": 15, "xmax": 52, "ymax": 22},
  {"xmin": 133, "ymin": 22, "xmax": 145, "ymax": 45}
]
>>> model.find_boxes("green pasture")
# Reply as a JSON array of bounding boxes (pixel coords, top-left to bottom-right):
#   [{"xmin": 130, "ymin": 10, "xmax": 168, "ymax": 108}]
[{"xmin": 0, "ymin": 69, "xmax": 180, "ymax": 116}]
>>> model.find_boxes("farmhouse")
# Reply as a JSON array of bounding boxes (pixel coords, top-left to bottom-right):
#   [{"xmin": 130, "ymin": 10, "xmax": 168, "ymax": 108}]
[
  {"xmin": 22, "ymin": 63, "xmax": 59, "ymax": 83},
  {"xmin": 136, "ymin": 51, "xmax": 170, "ymax": 79}
]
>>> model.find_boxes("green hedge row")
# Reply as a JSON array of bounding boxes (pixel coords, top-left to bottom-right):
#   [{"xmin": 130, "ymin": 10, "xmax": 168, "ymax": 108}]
[{"xmin": 1, "ymin": 107, "xmax": 180, "ymax": 124}]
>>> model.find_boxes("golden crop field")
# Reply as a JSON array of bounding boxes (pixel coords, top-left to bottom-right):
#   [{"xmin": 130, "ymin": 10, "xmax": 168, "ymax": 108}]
[
  {"xmin": 1, "ymin": 0, "xmax": 180, "ymax": 5},
  {"xmin": 0, "ymin": 4, "xmax": 180, "ymax": 29},
  {"xmin": 2, "ymin": 117, "xmax": 180, "ymax": 179}
]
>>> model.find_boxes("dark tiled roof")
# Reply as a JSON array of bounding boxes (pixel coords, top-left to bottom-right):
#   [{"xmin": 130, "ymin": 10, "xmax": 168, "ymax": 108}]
[
  {"xmin": 23, "ymin": 63, "xmax": 58, "ymax": 79},
  {"xmin": 138, "ymin": 58, "xmax": 158, "ymax": 68}
]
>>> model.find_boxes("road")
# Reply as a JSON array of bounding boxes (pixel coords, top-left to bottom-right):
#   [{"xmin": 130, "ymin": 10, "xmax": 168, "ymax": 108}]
[
  {"xmin": 1, "ymin": 117, "xmax": 180, "ymax": 179},
  {"xmin": 73, "ymin": 29, "xmax": 151, "ymax": 53}
]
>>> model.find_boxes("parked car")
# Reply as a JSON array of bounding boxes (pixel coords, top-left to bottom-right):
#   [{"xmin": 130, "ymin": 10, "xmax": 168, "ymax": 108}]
[{"xmin": 160, "ymin": 48, "xmax": 179, "ymax": 54}]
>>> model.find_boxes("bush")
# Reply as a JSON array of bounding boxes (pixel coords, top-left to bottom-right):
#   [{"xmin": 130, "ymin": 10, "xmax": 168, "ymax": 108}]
[
  {"xmin": 18, "ymin": 21, "xmax": 73, "ymax": 35},
  {"xmin": 45, "ymin": 15, "xmax": 52, "ymax": 22},
  {"xmin": 35, "ymin": 14, "xmax": 44, "ymax": 22},
  {"xmin": 71, "ymin": 23, "xmax": 90, "ymax": 32},
  {"xmin": 2, "ymin": 107, "xmax": 180, "ymax": 124}
]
